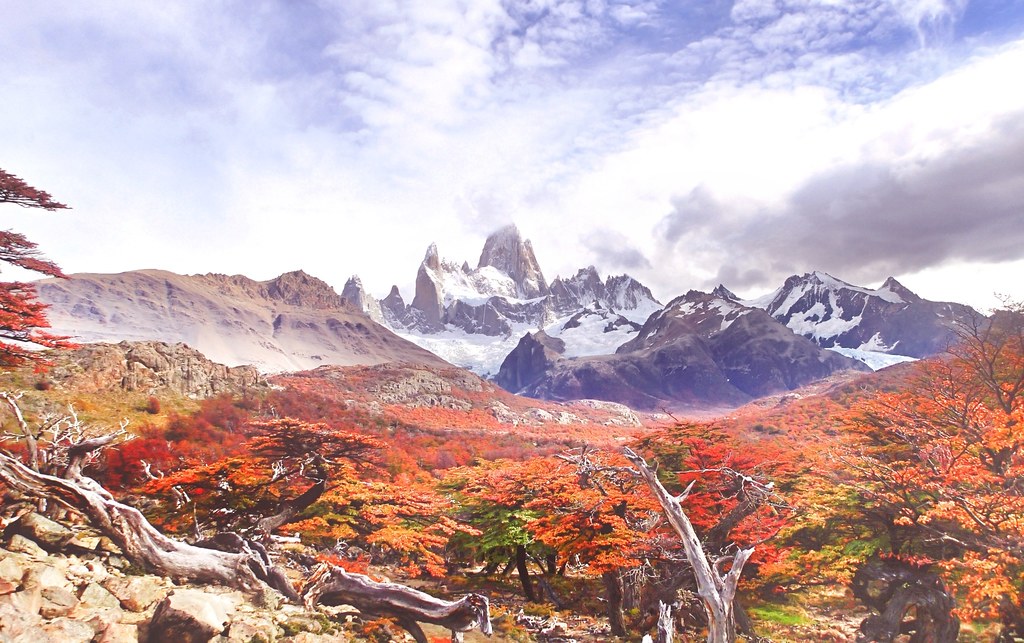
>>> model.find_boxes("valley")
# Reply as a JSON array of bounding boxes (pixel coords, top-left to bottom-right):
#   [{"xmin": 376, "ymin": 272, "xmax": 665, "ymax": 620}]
[{"xmin": 2, "ymin": 220, "xmax": 1017, "ymax": 641}]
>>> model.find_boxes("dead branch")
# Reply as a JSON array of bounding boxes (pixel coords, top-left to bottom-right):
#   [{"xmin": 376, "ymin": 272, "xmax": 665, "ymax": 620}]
[{"xmin": 302, "ymin": 563, "xmax": 492, "ymax": 643}]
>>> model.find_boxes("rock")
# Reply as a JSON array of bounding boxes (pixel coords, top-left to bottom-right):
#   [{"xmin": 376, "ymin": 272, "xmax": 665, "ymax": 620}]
[
  {"xmin": 494, "ymin": 330, "xmax": 565, "ymax": 394},
  {"xmin": 105, "ymin": 554, "xmax": 130, "ymax": 570},
  {"xmin": 39, "ymin": 616, "xmax": 97, "ymax": 642},
  {"xmin": 24, "ymin": 561, "xmax": 73, "ymax": 590},
  {"xmin": 477, "ymin": 224, "xmax": 549, "ymax": 298},
  {"xmin": 82, "ymin": 608, "xmax": 130, "ymax": 636},
  {"xmin": 0, "ymin": 578, "xmax": 18, "ymax": 595},
  {"xmin": 11, "ymin": 512, "xmax": 74, "ymax": 550},
  {"xmin": 98, "ymin": 537, "xmax": 123, "ymax": 554},
  {"xmin": 78, "ymin": 582, "xmax": 121, "ymax": 610},
  {"xmin": 7, "ymin": 533, "xmax": 48, "ymax": 557},
  {"xmin": 103, "ymin": 575, "xmax": 169, "ymax": 611},
  {"xmin": 96, "ymin": 622, "xmax": 139, "ymax": 643},
  {"xmin": 68, "ymin": 533, "xmax": 102, "ymax": 551},
  {"xmin": 147, "ymin": 589, "xmax": 236, "ymax": 643},
  {"xmin": 0, "ymin": 594, "xmax": 44, "ymax": 639},
  {"xmin": 0, "ymin": 553, "xmax": 27, "ymax": 582},
  {"xmin": 39, "ymin": 585, "xmax": 79, "ymax": 618},
  {"xmin": 224, "ymin": 619, "xmax": 279, "ymax": 642},
  {"xmin": 0, "ymin": 586, "xmax": 42, "ymax": 616}
]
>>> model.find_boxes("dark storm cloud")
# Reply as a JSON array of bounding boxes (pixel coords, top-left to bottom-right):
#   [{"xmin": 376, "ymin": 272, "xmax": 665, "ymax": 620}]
[
  {"xmin": 582, "ymin": 229, "xmax": 653, "ymax": 271},
  {"xmin": 660, "ymin": 113, "xmax": 1024, "ymax": 292}
]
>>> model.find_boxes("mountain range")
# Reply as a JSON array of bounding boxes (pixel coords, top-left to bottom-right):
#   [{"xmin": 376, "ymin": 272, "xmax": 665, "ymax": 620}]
[{"xmin": 33, "ymin": 225, "xmax": 983, "ymax": 410}]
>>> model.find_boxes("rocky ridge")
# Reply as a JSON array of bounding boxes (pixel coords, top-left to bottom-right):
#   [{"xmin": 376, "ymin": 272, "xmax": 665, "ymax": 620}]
[
  {"xmin": 496, "ymin": 289, "xmax": 870, "ymax": 410},
  {"xmin": 36, "ymin": 269, "xmax": 449, "ymax": 373},
  {"xmin": 744, "ymin": 271, "xmax": 979, "ymax": 358},
  {"xmin": 46, "ymin": 341, "xmax": 266, "ymax": 398},
  {"xmin": 342, "ymin": 225, "xmax": 662, "ymax": 374}
]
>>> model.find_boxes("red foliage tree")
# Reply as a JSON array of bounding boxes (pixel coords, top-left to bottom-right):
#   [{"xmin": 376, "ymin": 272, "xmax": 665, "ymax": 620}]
[
  {"xmin": 838, "ymin": 307, "xmax": 1024, "ymax": 637},
  {"xmin": 0, "ymin": 169, "xmax": 73, "ymax": 366}
]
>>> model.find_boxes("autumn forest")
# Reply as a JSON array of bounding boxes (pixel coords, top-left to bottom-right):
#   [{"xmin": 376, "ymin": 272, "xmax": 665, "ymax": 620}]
[{"xmin": 2, "ymin": 171, "xmax": 1024, "ymax": 643}]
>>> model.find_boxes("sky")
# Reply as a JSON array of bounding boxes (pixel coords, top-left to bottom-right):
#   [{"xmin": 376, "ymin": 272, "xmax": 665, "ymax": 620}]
[{"xmin": 2, "ymin": 0, "xmax": 1023, "ymax": 312}]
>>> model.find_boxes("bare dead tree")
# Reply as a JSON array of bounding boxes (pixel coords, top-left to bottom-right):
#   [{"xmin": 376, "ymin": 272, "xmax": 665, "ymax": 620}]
[{"xmin": 624, "ymin": 447, "xmax": 754, "ymax": 643}]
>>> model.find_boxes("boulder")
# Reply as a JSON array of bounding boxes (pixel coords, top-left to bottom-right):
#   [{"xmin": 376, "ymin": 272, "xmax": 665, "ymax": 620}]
[
  {"xmin": 38, "ymin": 616, "xmax": 97, "ymax": 642},
  {"xmin": 11, "ymin": 512, "xmax": 74, "ymax": 550},
  {"xmin": 147, "ymin": 589, "xmax": 236, "ymax": 643},
  {"xmin": 96, "ymin": 622, "xmax": 140, "ymax": 643},
  {"xmin": 39, "ymin": 585, "xmax": 79, "ymax": 618},
  {"xmin": 7, "ymin": 533, "xmax": 48, "ymax": 557},
  {"xmin": 78, "ymin": 582, "xmax": 121, "ymax": 610},
  {"xmin": 103, "ymin": 575, "xmax": 169, "ymax": 612},
  {"xmin": 0, "ymin": 554, "xmax": 27, "ymax": 582}
]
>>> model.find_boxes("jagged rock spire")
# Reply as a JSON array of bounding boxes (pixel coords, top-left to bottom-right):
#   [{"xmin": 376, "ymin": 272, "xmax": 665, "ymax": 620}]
[{"xmin": 477, "ymin": 224, "xmax": 549, "ymax": 298}]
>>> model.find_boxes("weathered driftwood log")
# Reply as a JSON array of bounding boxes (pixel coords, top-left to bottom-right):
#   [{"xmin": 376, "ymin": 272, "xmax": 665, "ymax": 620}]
[
  {"xmin": 302, "ymin": 563, "xmax": 492, "ymax": 643},
  {"xmin": 0, "ymin": 451, "xmax": 277, "ymax": 592},
  {"xmin": 657, "ymin": 600, "xmax": 674, "ymax": 643},
  {"xmin": 0, "ymin": 448, "xmax": 492, "ymax": 639},
  {"xmin": 624, "ymin": 447, "xmax": 754, "ymax": 643}
]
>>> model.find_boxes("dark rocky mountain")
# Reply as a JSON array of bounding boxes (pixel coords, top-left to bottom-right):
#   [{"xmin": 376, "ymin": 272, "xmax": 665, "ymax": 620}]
[
  {"xmin": 36, "ymin": 269, "xmax": 449, "ymax": 373},
  {"xmin": 496, "ymin": 289, "xmax": 869, "ymax": 410},
  {"xmin": 748, "ymin": 271, "xmax": 979, "ymax": 358}
]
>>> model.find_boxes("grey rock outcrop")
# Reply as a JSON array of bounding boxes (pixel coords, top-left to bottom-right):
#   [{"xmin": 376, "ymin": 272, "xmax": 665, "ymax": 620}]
[
  {"xmin": 411, "ymin": 244, "xmax": 446, "ymax": 330},
  {"xmin": 148, "ymin": 589, "xmax": 236, "ymax": 643},
  {"xmin": 494, "ymin": 331, "xmax": 565, "ymax": 394},
  {"xmin": 340, "ymin": 276, "xmax": 385, "ymax": 325},
  {"xmin": 49, "ymin": 341, "xmax": 265, "ymax": 398}
]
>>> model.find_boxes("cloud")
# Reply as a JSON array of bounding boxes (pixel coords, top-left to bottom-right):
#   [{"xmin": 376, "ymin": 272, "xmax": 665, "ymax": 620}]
[
  {"xmin": 654, "ymin": 111, "xmax": 1024, "ymax": 292},
  {"xmin": 581, "ymin": 229, "xmax": 652, "ymax": 272},
  {"xmin": 1, "ymin": 0, "xmax": 1022, "ymax": 314}
]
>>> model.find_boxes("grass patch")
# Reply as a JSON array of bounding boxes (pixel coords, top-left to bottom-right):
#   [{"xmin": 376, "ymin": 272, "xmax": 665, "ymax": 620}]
[{"xmin": 748, "ymin": 604, "xmax": 812, "ymax": 627}]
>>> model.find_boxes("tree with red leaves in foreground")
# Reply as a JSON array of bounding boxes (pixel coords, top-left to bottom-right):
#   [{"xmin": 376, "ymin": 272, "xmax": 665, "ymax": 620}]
[{"xmin": 0, "ymin": 169, "xmax": 73, "ymax": 366}]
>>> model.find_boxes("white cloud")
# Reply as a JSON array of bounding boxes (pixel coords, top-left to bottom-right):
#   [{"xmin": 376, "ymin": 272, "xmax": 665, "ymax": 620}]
[{"xmin": 0, "ymin": 0, "xmax": 1021, "ymax": 315}]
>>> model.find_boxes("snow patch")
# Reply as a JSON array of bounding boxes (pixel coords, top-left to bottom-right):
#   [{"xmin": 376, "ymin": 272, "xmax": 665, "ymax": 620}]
[{"xmin": 828, "ymin": 347, "xmax": 917, "ymax": 371}]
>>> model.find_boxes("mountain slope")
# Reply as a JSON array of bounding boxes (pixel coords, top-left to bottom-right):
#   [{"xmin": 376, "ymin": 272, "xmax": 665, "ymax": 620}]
[
  {"xmin": 496, "ymin": 289, "xmax": 869, "ymax": 410},
  {"xmin": 37, "ymin": 269, "xmax": 449, "ymax": 373},
  {"xmin": 742, "ymin": 272, "xmax": 979, "ymax": 358}
]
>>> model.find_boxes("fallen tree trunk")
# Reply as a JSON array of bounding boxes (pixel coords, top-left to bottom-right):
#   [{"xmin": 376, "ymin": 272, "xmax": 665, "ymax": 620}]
[
  {"xmin": 0, "ymin": 451, "xmax": 275, "ymax": 592},
  {"xmin": 0, "ymin": 448, "xmax": 493, "ymax": 639},
  {"xmin": 302, "ymin": 563, "xmax": 492, "ymax": 643}
]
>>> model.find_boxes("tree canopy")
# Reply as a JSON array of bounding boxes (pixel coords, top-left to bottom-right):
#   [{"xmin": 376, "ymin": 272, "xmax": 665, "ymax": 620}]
[{"xmin": 0, "ymin": 168, "xmax": 72, "ymax": 366}]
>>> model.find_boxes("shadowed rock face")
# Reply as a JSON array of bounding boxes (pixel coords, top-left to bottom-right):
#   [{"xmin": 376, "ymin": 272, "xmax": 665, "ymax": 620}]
[
  {"xmin": 758, "ymin": 272, "xmax": 979, "ymax": 358},
  {"xmin": 497, "ymin": 290, "xmax": 869, "ymax": 410},
  {"xmin": 494, "ymin": 331, "xmax": 565, "ymax": 394},
  {"xmin": 36, "ymin": 269, "xmax": 450, "ymax": 373}
]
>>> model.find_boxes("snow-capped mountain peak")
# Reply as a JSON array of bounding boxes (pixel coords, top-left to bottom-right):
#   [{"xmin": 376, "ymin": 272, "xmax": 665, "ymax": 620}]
[{"xmin": 735, "ymin": 271, "xmax": 978, "ymax": 358}]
